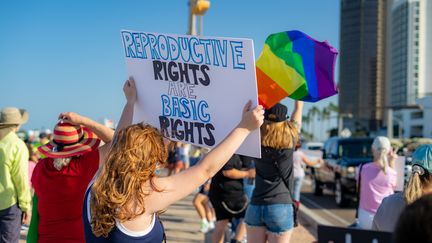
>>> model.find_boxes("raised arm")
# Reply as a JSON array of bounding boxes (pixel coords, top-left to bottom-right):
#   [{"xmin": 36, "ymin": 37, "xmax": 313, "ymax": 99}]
[
  {"xmin": 114, "ymin": 77, "xmax": 137, "ymax": 137},
  {"xmin": 58, "ymin": 112, "xmax": 114, "ymax": 165},
  {"xmin": 147, "ymin": 101, "xmax": 264, "ymax": 213},
  {"xmin": 58, "ymin": 112, "xmax": 114, "ymax": 144},
  {"xmin": 290, "ymin": 101, "xmax": 304, "ymax": 126},
  {"xmin": 300, "ymin": 153, "xmax": 322, "ymax": 167},
  {"xmin": 388, "ymin": 149, "xmax": 398, "ymax": 169},
  {"xmin": 223, "ymin": 168, "xmax": 255, "ymax": 180},
  {"xmin": 59, "ymin": 77, "xmax": 137, "ymax": 165},
  {"xmin": 102, "ymin": 77, "xmax": 137, "ymax": 163}
]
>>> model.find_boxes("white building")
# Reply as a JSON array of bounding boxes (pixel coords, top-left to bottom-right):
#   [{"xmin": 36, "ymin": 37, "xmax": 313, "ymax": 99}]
[
  {"xmin": 394, "ymin": 96, "xmax": 432, "ymax": 138},
  {"xmin": 389, "ymin": 0, "xmax": 432, "ymax": 106}
]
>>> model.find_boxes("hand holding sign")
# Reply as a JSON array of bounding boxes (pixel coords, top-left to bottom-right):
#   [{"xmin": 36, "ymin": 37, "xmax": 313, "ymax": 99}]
[
  {"xmin": 123, "ymin": 77, "xmax": 137, "ymax": 104},
  {"xmin": 238, "ymin": 101, "xmax": 264, "ymax": 132}
]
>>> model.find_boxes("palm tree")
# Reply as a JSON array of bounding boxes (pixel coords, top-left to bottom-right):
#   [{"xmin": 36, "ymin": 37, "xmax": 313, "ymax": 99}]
[
  {"xmin": 321, "ymin": 107, "xmax": 330, "ymax": 141},
  {"xmin": 302, "ymin": 115, "xmax": 310, "ymax": 135},
  {"xmin": 327, "ymin": 102, "xmax": 339, "ymax": 114},
  {"xmin": 308, "ymin": 106, "xmax": 320, "ymax": 141},
  {"xmin": 327, "ymin": 102, "xmax": 339, "ymax": 135}
]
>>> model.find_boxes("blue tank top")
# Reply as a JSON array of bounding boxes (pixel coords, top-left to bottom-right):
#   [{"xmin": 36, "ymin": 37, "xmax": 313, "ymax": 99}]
[{"xmin": 82, "ymin": 185, "xmax": 166, "ymax": 243}]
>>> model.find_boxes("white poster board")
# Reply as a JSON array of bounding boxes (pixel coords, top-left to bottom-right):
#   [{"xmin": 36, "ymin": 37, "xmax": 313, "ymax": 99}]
[
  {"xmin": 121, "ymin": 30, "xmax": 261, "ymax": 158},
  {"xmin": 395, "ymin": 156, "xmax": 406, "ymax": 192}
]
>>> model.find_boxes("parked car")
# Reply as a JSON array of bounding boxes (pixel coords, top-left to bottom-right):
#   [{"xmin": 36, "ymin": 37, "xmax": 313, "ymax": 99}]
[
  {"xmin": 310, "ymin": 137, "xmax": 374, "ymax": 207},
  {"xmin": 302, "ymin": 142, "xmax": 324, "ymax": 151}
]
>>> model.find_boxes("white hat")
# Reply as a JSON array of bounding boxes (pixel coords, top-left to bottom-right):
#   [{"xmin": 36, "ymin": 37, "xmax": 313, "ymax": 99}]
[{"xmin": 372, "ymin": 136, "xmax": 391, "ymax": 152}]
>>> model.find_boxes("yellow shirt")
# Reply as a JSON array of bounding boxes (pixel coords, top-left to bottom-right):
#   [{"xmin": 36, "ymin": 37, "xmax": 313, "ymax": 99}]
[{"xmin": 0, "ymin": 131, "xmax": 31, "ymax": 212}]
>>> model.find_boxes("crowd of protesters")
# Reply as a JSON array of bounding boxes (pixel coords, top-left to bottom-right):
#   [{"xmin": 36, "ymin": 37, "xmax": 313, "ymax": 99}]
[{"xmin": 1, "ymin": 78, "xmax": 432, "ymax": 243}]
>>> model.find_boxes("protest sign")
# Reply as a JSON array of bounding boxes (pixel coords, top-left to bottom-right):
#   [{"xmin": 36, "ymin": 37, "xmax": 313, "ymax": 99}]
[
  {"xmin": 395, "ymin": 156, "xmax": 406, "ymax": 192},
  {"xmin": 121, "ymin": 30, "xmax": 261, "ymax": 157}
]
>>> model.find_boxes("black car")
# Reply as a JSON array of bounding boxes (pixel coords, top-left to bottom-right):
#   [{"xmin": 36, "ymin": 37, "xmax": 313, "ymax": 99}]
[{"xmin": 311, "ymin": 137, "xmax": 374, "ymax": 207}]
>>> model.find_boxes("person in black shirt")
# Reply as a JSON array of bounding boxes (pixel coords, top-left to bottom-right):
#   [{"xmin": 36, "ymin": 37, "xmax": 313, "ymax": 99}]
[
  {"xmin": 209, "ymin": 154, "xmax": 255, "ymax": 243},
  {"xmin": 244, "ymin": 101, "xmax": 303, "ymax": 243},
  {"xmin": 167, "ymin": 141, "xmax": 183, "ymax": 175}
]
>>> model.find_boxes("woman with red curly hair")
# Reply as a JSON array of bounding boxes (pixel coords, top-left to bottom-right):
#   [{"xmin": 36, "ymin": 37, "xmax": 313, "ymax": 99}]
[{"xmin": 82, "ymin": 78, "xmax": 264, "ymax": 242}]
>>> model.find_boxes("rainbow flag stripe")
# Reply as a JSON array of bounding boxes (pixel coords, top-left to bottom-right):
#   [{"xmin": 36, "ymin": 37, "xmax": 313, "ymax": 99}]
[{"xmin": 256, "ymin": 30, "xmax": 338, "ymax": 108}]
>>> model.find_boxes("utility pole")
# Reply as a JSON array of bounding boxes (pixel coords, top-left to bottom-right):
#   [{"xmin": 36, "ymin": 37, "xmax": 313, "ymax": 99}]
[{"xmin": 387, "ymin": 108, "xmax": 393, "ymax": 139}]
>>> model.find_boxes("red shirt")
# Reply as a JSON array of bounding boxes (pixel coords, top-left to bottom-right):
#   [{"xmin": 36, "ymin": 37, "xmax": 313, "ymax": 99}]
[{"xmin": 31, "ymin": 149, "xmax": 99, "ymax": 243}]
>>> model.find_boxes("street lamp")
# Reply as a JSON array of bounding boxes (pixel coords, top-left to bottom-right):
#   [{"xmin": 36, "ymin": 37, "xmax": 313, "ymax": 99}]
[{"xmin": 188, "ymin": 0, "xmax": 210, "ymax": 36}]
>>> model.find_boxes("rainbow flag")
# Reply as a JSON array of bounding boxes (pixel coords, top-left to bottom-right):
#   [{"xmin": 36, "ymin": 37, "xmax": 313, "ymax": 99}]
[{"xmin": 256, "ymin": 30, "xmax": 338, "ymax": 108}]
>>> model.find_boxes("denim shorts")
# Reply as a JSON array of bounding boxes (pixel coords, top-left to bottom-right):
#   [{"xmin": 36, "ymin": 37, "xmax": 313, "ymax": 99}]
[{"xmin": 245, "ymin": 204, "xmax": 294, "ymax": 233}]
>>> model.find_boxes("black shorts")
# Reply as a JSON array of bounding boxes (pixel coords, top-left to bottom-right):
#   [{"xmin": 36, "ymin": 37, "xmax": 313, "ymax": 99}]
[
  {"xmin": 209, "ymin": 196, "xmax": 247, "ymax": 221},
  {"xmin": 198, "ymin": 185, "xmax": 208, "ymax": 196}
]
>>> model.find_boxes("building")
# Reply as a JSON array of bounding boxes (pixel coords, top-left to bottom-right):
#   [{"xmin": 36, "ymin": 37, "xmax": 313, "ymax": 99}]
[
  {"xmin": 394, "ymin": 96, "xmax": 432, "ymax": 138},
  {"xmin": 338, "ymin": 0, "xmax": 388, "ymax": 133},
  {"xmin": 390, "ymin": 0, "xmax": 432, "ymax": 106}
]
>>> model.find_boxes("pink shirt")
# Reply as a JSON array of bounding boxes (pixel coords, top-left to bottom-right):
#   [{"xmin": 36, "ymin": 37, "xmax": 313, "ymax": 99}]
[
  {"xmin": 359, "ymin": 162, "xmax": 397, "ymax": 213},
  {"xmin": 28, "ymin": 161, "xmax": 37, "ymax": 187},
  {"xmin": 293, "ymin": 150, "xmax": 305, "ymax": 178}
]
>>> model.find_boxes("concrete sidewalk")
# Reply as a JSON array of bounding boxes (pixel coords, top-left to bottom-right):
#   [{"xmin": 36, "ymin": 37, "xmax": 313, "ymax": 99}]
[
  {"xmin": 161, "ymin": 193, "xmax": 316, "ymax": 243},
  {"xmin": 20, "ymin": 192, "xmax": 316, "ymax": 243}
]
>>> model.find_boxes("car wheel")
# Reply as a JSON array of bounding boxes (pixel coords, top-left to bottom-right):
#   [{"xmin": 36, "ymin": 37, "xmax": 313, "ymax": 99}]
[
  {"xmin": 335, "ymin": 178, "xmax": 349, "ymax": 207},
  {"xmin": 311, "ymin": 174, "xmax": 323, "ymax": 196}
]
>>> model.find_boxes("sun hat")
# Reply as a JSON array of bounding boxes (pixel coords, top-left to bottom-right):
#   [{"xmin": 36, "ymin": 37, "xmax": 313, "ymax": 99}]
[
  {"xmin": 38, "ymin": 122, "xmax": 100, "ymax": 158},
  {"xmin": 264, "ymin": 103, "xmax": 288, "ymax": 122},
  {"xmin": 0, "ymin": 107, "xmax": 29, "ymax": 125},
  {"xmin": 411, "ymin": 144, "xmax": 432, "ymax": 175}
]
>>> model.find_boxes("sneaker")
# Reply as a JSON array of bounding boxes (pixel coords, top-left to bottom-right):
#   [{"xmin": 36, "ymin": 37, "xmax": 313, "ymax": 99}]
[
  {"xmin": 199, "ymin": 221, "xmax": 209, "ymax": 233},
  {"xmin": 21, "ymin": 224, "xmax": 29, "ymax": 231},
  {"xmin": 208, "ymin": 220, "xmax": 215, "ymax": 230}
]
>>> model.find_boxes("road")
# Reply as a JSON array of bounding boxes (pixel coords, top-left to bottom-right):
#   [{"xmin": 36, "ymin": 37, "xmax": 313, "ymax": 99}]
[
  {"xmin": 300, "ymin": 175, "xmax": 357, "ymax": 228},
  {"xmin": 299, "ymin": 149, "xmax": 357, "ymax": 228}
]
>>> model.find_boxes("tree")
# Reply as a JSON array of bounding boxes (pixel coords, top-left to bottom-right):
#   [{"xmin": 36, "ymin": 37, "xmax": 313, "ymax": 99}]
[
  {"xmin": 327, "ymin": 102, "xmax": 338, "ymax": 114},
  {"xmin": 320, "ymin": 107, "xmax": 330, "ymax": 141},
  {"xmin": 308, "ymin": 106, "xmax": 320, "ymax": 141},
  {"xmin": 326, "ymin": 102, "xmax": 339, "ymax": 137}
]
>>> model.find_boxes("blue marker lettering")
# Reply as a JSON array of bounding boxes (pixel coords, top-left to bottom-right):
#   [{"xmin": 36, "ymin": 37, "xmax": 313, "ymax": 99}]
[
  {"xmin": 147, "ymin": 34, "xmax": 160, "ymax": 60},
  {"xmin": 189, "ymin": 37, "xmax": 203, "ymax": 64},
  {"xmin": 199, "ymin": 39, "xmax": 212, "ymax": 65},
  {"xmin": 230, "ymin": 41, "xmax": 245, "ymax": 70},
  {"xmin": 121, "ymin": 31, "xmax": 136, "ymax": 58},
  {"xmin": 198, "ymin": 101, "xmax": 210, "ymax": 122},
  {"xmin": 167, "ymin": 36, "xmax": 180, "ymax": 61},
  {"xmin": 179, "ymin": 98, "xmax": 191, "ymax": 119},
  {"xmin": 157, "ymin": 35, "xmax": 169, "ymax": 60},
  {"xmin": 139, "ymin": 33, "xmax": 149, "ymax": 59},
  {"xmin": 179, "ymin": 37, "xmax": 191, "ymax": 62},
  {"xmin": 161, "ymin": 95, "xmax": 171, "ymax": 116},
  {"xmin": 171, "ymin": 97, "xmax": 180, "ymax": 117},
  {"xmin": 133, "ymin": 33, "xmax": 143, "ymax": 58}
]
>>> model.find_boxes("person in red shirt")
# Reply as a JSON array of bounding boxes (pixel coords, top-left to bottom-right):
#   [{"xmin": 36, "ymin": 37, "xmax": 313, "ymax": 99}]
[{"xmin": 27, "ymin": 112, "xmax": 114, "ymax": 243}]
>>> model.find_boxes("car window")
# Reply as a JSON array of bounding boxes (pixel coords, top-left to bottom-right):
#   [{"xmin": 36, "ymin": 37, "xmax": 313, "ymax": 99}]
[
  {"xmin": 308, "ymin": 145, "xmax": 323, "ymax": 150},
  {"xmin": 324, "ymin": 141, "xmax": 331, "ymax": 154},
  {"xmin": 330, "ymin": 141, "xmax": 338, "ymax": 157},
  {"xmin": 338, "ymin": 140, "xmax": 373, "ymax": 158}
]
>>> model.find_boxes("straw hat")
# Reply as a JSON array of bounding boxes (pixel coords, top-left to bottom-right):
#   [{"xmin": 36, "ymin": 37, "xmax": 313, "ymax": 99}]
[
  {"xmin": 0, "ymin": 107, "xmax": 29, "ymax": 126},
  {"xmin": 38, "ymin": 122, "xmax": 100, "ymax": 158}
]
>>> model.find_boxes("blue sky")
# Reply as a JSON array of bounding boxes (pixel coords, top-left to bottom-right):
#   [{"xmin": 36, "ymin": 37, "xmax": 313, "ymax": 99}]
[{"xmin": 0, "ymin": 0, "xmax": 340, "ymax": 139}]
